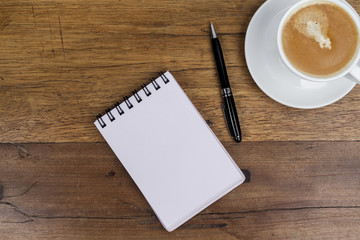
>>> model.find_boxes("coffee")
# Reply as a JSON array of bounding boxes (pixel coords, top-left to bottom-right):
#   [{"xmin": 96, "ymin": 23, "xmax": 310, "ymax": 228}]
[{"xmin": 281, "ymin": 1, "xmax": 359, "ymax": 77}]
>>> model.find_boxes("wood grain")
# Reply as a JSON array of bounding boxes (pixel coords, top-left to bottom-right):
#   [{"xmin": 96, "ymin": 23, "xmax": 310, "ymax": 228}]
[
  {"xmin": 1, "ymin": 0, "xmax": 360, "ymax": 143},
  {"xmin": 1, "ymin": 142, "xmax": 360, "ymax": 239},
  {"xmin": 2, "ymin": 0, "xmax": 360, "ymax": 239}
]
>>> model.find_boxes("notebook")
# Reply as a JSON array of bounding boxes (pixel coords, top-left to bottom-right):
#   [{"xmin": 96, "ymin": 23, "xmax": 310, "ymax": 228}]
[{"xmin": 94, "ymin": 71, "xmax": 245, "ymax": 231}]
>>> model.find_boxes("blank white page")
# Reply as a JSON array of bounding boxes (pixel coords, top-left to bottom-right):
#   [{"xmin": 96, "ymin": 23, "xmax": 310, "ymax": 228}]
[{"xmin": 94, "ymin": 71, "xmax": 245, "ymax": 231}]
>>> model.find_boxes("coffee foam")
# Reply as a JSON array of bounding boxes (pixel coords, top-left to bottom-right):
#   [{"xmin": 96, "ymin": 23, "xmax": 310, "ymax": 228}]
[{"xmin": 292, "ymin": 7, "xmax": 332, "ymax": 49}]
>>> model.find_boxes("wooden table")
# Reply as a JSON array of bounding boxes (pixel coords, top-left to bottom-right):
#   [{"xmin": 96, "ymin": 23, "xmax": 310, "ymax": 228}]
[{"xmin": 1, "ymin": 0, "xmax": 360, "ymax": 239}]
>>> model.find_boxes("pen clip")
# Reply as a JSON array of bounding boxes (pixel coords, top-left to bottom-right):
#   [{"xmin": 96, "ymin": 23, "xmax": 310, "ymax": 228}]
[{"xmin": 222, "ymin": 102, "xmax": 235, "ymax": 138}]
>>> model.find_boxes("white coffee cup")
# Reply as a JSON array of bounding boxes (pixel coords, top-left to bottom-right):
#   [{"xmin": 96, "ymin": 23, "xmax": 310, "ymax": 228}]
[{"xmin": 277, "ymin": 0, "xmax": 360, "ymax": 84}]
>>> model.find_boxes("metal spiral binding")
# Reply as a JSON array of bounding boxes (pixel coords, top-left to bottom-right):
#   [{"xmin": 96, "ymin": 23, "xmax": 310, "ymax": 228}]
[
  {"xmin": 115, "ymin": 101, "xmax": 124, "ymax": 115},
  {"xmin": 150, "ymin": 77, "xmax": 161, "ymax": 90},
  {"xmin": 106, "ymin": 108, "xmax": 115, "ymax": 122},
  {"xmin": 159, "ymin": 71, "xmax": 170, "ymax": 84},
  {"xmin": 141, "ymin": 83, "xmax": 151, "ymax": 96},
  {"xmin": 123, "ymin": 96, "xmax": 133, "ymax": 109},
  {"xmin": 132, "ymin": 90, "xmax": 142, "ymax": 103},
  {"xmin": 97, "ymin": 72, "xmax": 171, "ymax": 128},
  {"xmin": 97, "ymin": 114, "xmax": 106, "ymax": 128}
]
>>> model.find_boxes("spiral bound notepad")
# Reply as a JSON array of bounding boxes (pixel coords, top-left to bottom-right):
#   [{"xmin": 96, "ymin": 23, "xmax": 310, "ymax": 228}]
[{"xmin": 94, "ymin": 71, "xmax": 245, "ymax": 231}]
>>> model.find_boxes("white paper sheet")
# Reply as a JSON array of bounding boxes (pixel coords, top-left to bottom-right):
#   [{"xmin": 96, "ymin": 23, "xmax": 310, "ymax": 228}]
[{"xmin": 94, "ymin": 71, "xmax": 245, "ymax": 231}]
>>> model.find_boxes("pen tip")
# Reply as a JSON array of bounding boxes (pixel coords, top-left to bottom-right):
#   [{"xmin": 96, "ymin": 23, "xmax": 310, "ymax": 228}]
[
  {"xmin": 235, "ymin": 136, "xmax": 242, "ymax": 142},
  {"xmin": 210, "ymin": 22, "xmax": 217, "ymax": 39}
]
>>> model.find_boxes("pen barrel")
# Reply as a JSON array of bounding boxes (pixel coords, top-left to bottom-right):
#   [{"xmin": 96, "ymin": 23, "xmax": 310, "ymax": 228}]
[
  {"xmin": 212, "ymin": 38, "xmax": 230, "ymax": 88},
  {"xmin": 223, "ymin": 94, "xmax": 242, "ymax": 142}
]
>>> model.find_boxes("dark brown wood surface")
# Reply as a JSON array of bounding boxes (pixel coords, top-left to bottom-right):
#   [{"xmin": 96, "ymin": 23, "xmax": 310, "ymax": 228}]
[{"xmin": 1, "ymin": 0, "xmax": 360, "ymax": 239}]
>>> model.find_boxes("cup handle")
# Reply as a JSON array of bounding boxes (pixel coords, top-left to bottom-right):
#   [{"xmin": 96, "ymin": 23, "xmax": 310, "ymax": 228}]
[{"xmin": 348, "ymin": 65, "xmax": 360, "ymax": 84}]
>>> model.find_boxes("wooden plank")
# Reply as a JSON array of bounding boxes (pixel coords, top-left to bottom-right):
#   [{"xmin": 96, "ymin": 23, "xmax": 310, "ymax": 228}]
[
  {"xmin": 1, "ymin": 142, "xmax": 360, "ymax": 239},
  {"xmin": 1, "ymin": 0, "xmax": 360, "ymax": 143}
]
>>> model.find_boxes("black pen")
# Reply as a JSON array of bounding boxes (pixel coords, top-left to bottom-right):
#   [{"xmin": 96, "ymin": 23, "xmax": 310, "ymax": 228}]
[{"xmin": 210, "ymin": 22, "xmax": 242, "ymax": 142}]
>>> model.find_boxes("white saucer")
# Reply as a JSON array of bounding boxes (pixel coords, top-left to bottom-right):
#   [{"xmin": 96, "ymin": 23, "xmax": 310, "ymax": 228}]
[{"xmin": 244, "ymin": 0, "xmax": 356, "ymax": 109}]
